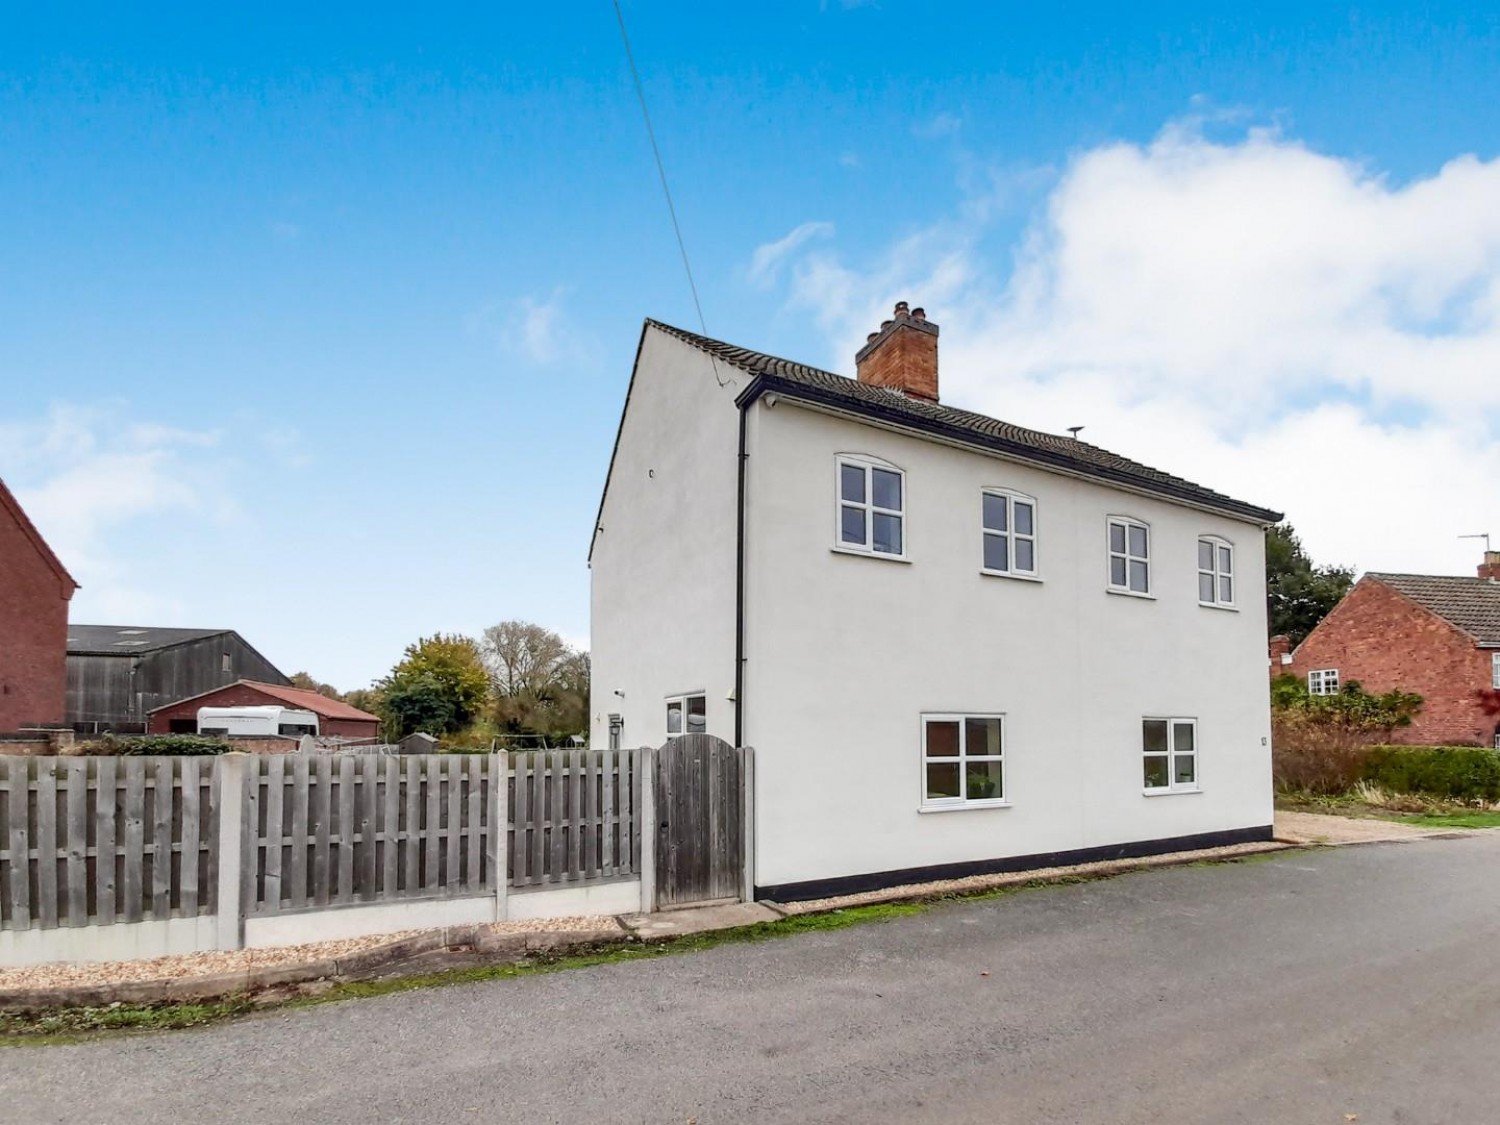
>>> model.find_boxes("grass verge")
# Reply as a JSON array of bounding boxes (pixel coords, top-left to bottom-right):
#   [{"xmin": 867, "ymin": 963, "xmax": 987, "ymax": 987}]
[{"xmin": 1, "ymin": 851, "xmax": 1293, "ymax": 1045}]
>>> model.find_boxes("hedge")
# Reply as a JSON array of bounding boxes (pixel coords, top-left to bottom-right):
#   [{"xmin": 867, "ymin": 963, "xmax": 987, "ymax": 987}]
[
  {"xmin": 1363, "ymin": 746, "xmax": 1500, "ymax": 802},
  {"xmin": 83, "ymin": 734, "xmax": 235, "ymax": 757}
]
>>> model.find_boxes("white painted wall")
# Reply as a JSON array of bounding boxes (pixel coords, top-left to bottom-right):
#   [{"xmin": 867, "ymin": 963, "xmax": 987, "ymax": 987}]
[
  {"xmin": 589, "ymin": 327, "xmax": 743, "ymax": 751},
  {"xmin": 743, "ymin": 400, "xmax": 1273, "ymax": 889}
]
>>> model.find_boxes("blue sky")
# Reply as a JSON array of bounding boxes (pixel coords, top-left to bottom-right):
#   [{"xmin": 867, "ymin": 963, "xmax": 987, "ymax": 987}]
[{"xmin": 3, "ymin": 2, "xmax": 1498, "ymax": 689}]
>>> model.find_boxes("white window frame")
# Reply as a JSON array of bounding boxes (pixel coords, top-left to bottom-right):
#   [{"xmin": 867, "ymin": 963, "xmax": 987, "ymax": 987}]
[
  {"xmin": 665, "ymin": 693, "xmax": 706, "ymax": 738},
  {"xmin": 1107, "ymin": 516, "xmax": 1152, "ymax": 596},
  {"xmin": 1492, "ymin": 652, "xmax": 1500, "ymax": 690},
  {"xmin": 1142, "ymin": 716, "xmax": 1199, "ymax": 794},
  {"xmin": 980, "ymin": 489, "xmax": 1039, "ymax": 579},
  {"xmin": 920, "ymin": 712, "xmax": 1008, "ymax": 811},
  {"xmin": 1198, "ymin": 535, "xmax": 1236, "ymax": 609},
  {"xmin": 1308, "ymin": 669, "xmax": 1340, "ymax": 696},
  {"xmin": 834, "ymin": 454, "xmax": 906, "ymax": 559}
]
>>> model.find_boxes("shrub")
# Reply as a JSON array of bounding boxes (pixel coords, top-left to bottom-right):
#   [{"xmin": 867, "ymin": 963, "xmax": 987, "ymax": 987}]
[
  {"xmin": 1271, "ymin": 713, "xmax": 1374, "ymax": 795},
  {"xmin": 1363, "ymin": 746, "xmax": 1500, "ymax": 803},
  {"xmin": 81, "ymin": 734, "xmax": 234, "ymax": 757}
]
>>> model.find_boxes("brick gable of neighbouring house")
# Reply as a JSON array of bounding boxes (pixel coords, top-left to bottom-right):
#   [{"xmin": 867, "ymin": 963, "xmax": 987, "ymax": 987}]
[
  {"xmin": 0, "ymin": 479, "xmax": 78, "ymax": 730},
  {"xmin": 1287, "ymin": 574, "xmax": 1498, "ymax": 746},
  {"xmin": 147, "ymin": 680, "xmax": 381, "ymax": 739}
]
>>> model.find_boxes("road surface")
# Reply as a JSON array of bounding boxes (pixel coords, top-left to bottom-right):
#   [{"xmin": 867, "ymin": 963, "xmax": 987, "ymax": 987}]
[{"xmin": 5, "ymin": 834, "xmax": 1499, "ymax": 1124}]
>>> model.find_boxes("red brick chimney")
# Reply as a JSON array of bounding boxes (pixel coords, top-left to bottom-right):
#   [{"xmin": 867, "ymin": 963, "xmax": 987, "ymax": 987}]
[
  {"xmin": 855, "ymin": 301, "xmax": 939, "ymax": 402},
  {"xmin": 1268, "ymin": 634, "xmax": 1293, "ymax": 677},
  {"xmin": 1479, "ymin": 550, "xmax": 1500, "ymax": 582}
]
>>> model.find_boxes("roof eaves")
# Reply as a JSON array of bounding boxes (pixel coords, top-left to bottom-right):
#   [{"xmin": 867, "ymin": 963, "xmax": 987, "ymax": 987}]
[{"xmin": 739, "ymin": 373, "xmax": 1284, "ymax": 525}]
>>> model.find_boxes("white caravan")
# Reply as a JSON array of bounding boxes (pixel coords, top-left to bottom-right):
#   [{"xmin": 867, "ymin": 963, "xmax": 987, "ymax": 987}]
[{"xmin": 196, "ymin": 705, "xmax": 319, "ymax": 737}]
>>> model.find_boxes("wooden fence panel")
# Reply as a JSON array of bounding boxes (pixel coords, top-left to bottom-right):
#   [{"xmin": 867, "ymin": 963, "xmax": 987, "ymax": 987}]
[
  {"xmin": 0, "ymin": 757, "xmax": 218, "ymax": 931},
  {"xmin": 504, "ymin": 750, "xmax": 641, "ymax": 889},
  {"xmin": 242, "ymin": 753, "xmax": 503, "ymax": 915}
]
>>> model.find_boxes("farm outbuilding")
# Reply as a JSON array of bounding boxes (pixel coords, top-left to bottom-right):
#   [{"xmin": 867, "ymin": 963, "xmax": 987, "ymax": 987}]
[
  {"xmin": 66, "ymin": 626, "xmax": 290, "ymax": 734},
  {"xmin": 147, "ymin": 679, "xmax": 381, "ymax": 740}
]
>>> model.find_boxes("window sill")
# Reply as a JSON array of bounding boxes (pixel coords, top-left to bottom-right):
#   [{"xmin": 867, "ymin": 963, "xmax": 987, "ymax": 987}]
[
  {"xmin": 980, "ymin": 570, "xmax": 1042, "ymax": 583},
  {"xmin": 1107, "ymin": 587, "xmax": 1156, "ymax": 601},
  {"xmin": 918, "ymin": 799, "xmax": 1012, "ymax": 814},
  {"xmin": 1142, "ymin": 787, "xmax": 1202, "ymax": 797},
  {"xmin": 830, "ymin": 546, "xmax": 911, "ymax": 564},
  {"xmin": 1198, "ymin": 601, "xmax": 1239, "ymax": 612}
]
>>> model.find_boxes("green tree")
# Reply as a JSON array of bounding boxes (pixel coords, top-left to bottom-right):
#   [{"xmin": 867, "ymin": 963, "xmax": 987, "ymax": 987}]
[
  {"xmin": 376, "ymin": 634, "xmax": 489, "ymax": 738},
  {"xmin": 480, "ymin": 620, "xmax": 590, "ymax": 744},
  {"xmin": 289, "ymin": 671, "xmax": 343, "ymax": 700},
  {"xmin": 1266, "ymin": 523, "xmax": 1354, "ymax": 645}
]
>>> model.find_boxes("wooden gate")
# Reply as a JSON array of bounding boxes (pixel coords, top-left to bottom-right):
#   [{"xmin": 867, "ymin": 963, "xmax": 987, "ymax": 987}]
[{"xmin": 653, "ymin": 734, "xmax": 745, "ymax": 909}]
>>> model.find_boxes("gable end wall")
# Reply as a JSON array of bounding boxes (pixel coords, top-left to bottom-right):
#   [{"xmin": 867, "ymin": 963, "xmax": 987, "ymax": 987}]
[
  {"xmin": 0, "ymin": 503, "xmax": 73, "ymax": 729},
  {"xmin": 1288, "ymin": 578, "xmax": 1495, "ymax": 745}
]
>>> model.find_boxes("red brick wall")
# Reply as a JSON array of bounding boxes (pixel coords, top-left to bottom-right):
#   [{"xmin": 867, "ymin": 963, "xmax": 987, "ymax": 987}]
[
  {"xmin": 1288, "ymin": 577, "xmax": 1496, "ymax": 746},
  {"xmin": 0, "ymin": 501, "xmax": 73, "ymax": 730},
  {"xmin": 148, "ymin": 684, "xmax": 380, "ymax": 739}
]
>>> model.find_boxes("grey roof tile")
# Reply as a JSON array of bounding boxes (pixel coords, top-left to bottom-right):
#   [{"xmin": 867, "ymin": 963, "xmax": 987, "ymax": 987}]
[
  {"xmin": 66, "ymin": 625, "xmax": 230, "ymax": 655},
  {"xmin": 648, "ymin": 320, "xmax": 1282, "ymax": 524}
]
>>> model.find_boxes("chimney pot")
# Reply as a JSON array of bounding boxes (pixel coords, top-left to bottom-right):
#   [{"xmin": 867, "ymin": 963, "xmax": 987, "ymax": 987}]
[{"xmin": 855, "ymin": 301, "xmax": 940, "ymax": 402}]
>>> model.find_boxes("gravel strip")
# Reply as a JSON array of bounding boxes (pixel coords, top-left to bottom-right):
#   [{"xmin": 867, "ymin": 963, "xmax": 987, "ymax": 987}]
[
  {"xmin": 0, "ymin": 916, "xmax": 623, "ymax": 993},
  {"xmin": 1273, "ymin": 809, "xmax": 1470, "ymax": 845},
  {"xmin": 780, "ymin": 841, "xmax": 1289, "ymax": 915}
]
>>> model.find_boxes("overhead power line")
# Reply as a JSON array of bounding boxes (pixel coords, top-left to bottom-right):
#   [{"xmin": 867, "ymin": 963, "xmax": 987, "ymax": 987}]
[{"xmin": 611, "ymin": 0, "xmax": 730, "ymax": 387}]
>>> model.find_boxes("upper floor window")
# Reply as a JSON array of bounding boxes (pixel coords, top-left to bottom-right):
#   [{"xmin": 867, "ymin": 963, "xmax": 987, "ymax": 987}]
[
  {"xmin": 923, "ymin": 713, "xmax": 1006, "ymax": 808},
  {"xmin": 981, "ymin": 490, "xmax": 1037, "ymax": 577},
  {"xmin": 1143, "ymin": 717, "xmax": 1198, "ymax": 793},
  {"xmin": 1107, "ymin": 517, "xmax": 1151, "ymax": 595},
  {"xmin": 1308, "ymin": 669, "xmax": 1340, "ymax": 696},
  {"xmin": 1492, "ymin": 653, "xmax": 1499, "ymax": 690},
  {"xmin": 1198, "ymin": 537, "xmax": 1235, "ymax": 607},
  {"xmin": 666, "ymin": 694, "xmax": 706, "ymax": 737},
  {"xmin": 836, "ymin": 455, "xmax": 904, "ymax": 557}
]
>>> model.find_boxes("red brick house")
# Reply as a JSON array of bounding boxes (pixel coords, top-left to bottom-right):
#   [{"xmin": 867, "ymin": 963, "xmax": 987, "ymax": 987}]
[
  {"xmin": 1284, "ymin": 552, "xmax": 1500, "ymax": 747},
  {"xmin": 147, "ymin": 680, "xmax": 381, "ymax": 739},
  {"xmin": 0, "ymin": 477, "xmax": 79, "ymax": 730}
]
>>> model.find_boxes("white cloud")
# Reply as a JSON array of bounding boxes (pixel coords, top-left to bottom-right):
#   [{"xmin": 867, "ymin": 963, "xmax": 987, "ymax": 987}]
[
  {"xmin": 767, "ymin": 119, "xmax": 1500, "ymax": 578},
  {"xmin": 0, "ymin": 405, "xmax": 230, "ymax": 620},
  {"xmin": 838, "ymin": 151, "xmax": 862, "ymax": 170},
  {"xmin": 483, "ymin": 287, "xmax": 595, "ymax": 366},
  {"xmin": 747, "ymin": 222, "xmax": 835, "ymax": 289},
  {"xmin": 914, "ymin": 113, "xmax": 963, "ymax": 139}
]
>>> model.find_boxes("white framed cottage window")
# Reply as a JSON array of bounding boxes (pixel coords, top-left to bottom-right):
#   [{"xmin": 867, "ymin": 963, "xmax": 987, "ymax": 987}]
[
  {"xmin": 665, "ymin": 694, "xmax": 706, "ymax": 737},
  {"xmin": 835, "ymin": 455, "xmax": 905, "ymax": 557},
  {"xmin": 1143, "ymin": 717, "xmax": 1198, "ymax": 793},
  {"xmin": 1107, "ymin": 516, "xmax": 1151, "ymax": 595},
  {"xmin": 1492, "ymin": 652, "xmax": 1499, "ymax": 690},
  {"xmin": 1198, "ymin": 536, "xmax": 1235, "ymax": 608},
  {"xmin": 1308, "ymin": 669, "xmax": 1340, "ymax": 696},
  {"xmin": 921, "ymin": 714, "xmax": 1006, "ymax": 809},
  {"xmin": 981, "ymin": 489, "xmax": 1038, "ymax": 578}
]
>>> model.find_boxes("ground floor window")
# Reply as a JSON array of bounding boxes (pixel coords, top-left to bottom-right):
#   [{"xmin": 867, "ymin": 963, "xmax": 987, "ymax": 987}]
[
  {"xmin": 922, "ymin": 714, "xmax": 1006, "ymax": 807},
  {"xmin": 1143, "ymin": 718, "xmax": 1197, "ymax": 792},
  {"xmin": 1308, "ymin": 669, "xmax": 1339, "ymax": 695},
  {"xmin": 666, "ymin": 694, "xmax": 706, "ymax": 737},
  {"xmin": 168, "ymin": 718, "xmax": 197, "ymax": 734}
]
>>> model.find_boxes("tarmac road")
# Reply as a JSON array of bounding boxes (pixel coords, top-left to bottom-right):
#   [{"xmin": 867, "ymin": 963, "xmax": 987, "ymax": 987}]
[{"xmin": 5, "ymin": 833, "xmax": 1499, "ymax": 1124}]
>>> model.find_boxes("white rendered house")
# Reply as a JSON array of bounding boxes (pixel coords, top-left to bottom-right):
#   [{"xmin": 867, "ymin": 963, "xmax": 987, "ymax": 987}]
[{"xmin": 589, "ymin": 304, "xmax": 1283, "ymax": 901}]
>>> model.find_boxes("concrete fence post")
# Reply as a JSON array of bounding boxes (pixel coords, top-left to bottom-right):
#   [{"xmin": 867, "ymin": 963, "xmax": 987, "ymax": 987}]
[
  {"xmin": 491, "ymin": 751, "xmax": 509, "ymax": 923},
  {"xmin": 215, "ymin": 753, "xmax": 250, "ymax": 951},
  {"xmin": 741, "ymin": 746, "xmax": 755, "ymax": 903},
  {"xmin": 638, "ymin": 745, "xmax": 656, "ymax": 915}
]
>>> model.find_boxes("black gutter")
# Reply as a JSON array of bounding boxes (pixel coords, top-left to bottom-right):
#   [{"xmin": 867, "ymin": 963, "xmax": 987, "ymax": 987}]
[
  {"xmin": 736, "ymin": 373, "xmax": 1284, "ymax": 525},
  {"xmin": 734, "ymin": 402, "xmax": 748, "ymax": 747}
]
